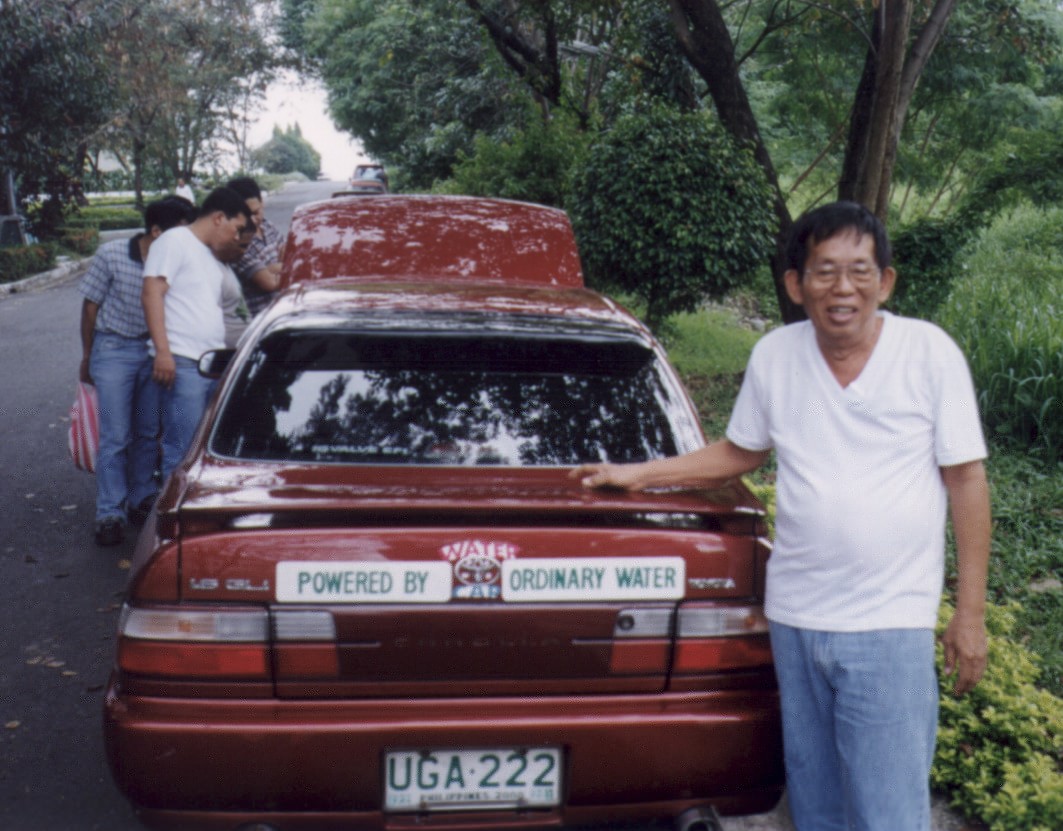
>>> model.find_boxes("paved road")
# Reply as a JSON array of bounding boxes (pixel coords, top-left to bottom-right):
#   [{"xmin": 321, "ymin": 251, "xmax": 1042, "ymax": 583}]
[
  {"xmin": 0, "ymin": 180, "xmax": 337, "ymax": 831},
  {"xmin": 264, "ymin": 177, "xmax": 340, "ymax": 236}
]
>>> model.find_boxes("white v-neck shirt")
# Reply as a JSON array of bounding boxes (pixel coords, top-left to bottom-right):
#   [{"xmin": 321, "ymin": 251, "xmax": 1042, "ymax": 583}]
[{"xmin": 727, "ymin": 312, "xmax": 987, "ymax": 631}]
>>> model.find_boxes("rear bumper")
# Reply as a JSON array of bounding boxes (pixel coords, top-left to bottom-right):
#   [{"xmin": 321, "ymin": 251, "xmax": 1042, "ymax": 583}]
[{"xmin": 105, "ymin": 679, "xmax": 783, "ymax": 830}]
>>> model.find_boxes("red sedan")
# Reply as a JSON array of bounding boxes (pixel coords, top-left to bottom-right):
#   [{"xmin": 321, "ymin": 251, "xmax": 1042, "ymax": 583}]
[{"xmin": 104, "ymin": 196, "xmax": 783, "ymax": 831}]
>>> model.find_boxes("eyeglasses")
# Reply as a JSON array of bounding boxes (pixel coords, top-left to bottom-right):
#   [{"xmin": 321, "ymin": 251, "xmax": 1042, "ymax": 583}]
[{"xmin": 803, "ymin": 262, "xmax": 880, "ymax": 288}]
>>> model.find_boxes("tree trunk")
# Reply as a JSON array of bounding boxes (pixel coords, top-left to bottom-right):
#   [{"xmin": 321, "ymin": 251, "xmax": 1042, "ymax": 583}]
[
  {"xmin": 668, "ymin": 0, "xmax": 803, "ymax": 323},
  {"xmin": 72, "ymin": 143, "xmax": 89, "ymax": 207},
  {"xmin": 839, "ymin": 0, "xmax": 956, "ymax": 221},
  {"xmin": 132, "ymin": 138, "xmax": 145, "ymax": 212},
  {"xmin": 839, "ymin": 1, "xmax": 912, "ymax": 219}
]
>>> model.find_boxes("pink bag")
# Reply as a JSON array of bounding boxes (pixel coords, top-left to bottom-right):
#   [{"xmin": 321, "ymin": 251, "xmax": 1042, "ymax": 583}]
[{"xmin": 69, "ymin": 381, "xmax": 99, "ymax": 473}]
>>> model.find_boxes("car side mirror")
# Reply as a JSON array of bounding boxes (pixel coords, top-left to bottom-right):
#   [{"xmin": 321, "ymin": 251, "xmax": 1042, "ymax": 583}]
[{"xmin": 198, "ymin": 349, "xmax": 236, "ymax": 379}]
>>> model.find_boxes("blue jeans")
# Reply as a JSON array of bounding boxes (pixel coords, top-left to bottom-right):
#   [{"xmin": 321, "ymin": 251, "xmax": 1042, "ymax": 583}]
[
  {"xmin": 768, "ymin": 623, "xmax": 939, "ymax": 831},
  {"xmin": 89, "ymin": 332, "xmax": 160, "ymax": 524},
  {"xmin": 159, "ymin": 355, "xmax": 216, "ymax": 483}
]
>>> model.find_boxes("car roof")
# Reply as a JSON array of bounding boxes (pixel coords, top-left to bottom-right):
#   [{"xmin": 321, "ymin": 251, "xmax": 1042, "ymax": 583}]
[{"xmin": 280, "ymin": 195, "xmax": 584, "ymax": 290}]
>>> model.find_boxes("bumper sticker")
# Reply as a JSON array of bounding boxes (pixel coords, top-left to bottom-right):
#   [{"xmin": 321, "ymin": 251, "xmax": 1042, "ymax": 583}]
[
  {"xmin": 276, "ymin": 561, "xmax": 453, "ymax": 603},
  {"xmin": 501, "ymin": 557, "xmax": 685, "ymax": 601}
]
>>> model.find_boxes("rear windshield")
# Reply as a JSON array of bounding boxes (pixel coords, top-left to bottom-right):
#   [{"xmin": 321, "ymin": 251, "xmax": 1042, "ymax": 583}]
[{"xmin": 210, "ymin": 330, "xmax": 694, "ymax": 466}]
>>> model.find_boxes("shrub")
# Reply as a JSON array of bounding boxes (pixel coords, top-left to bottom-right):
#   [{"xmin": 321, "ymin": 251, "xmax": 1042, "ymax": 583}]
[
  {"xmin": 0, "ymin": 243, "xmax": 57, "ymax": 284},
  {"xmin": 938, "ymin": 205, "xmax": 1063, "ymax": 461},
  {"xmin": 435, "ymin": 115, "xmax": 589, "ymax": 209},
  {"xmin": 70, "ymin": 205, "xmax": 143, "ymax": 231},
  {"xmin": 60, "ymin": 226, "xmax": 100, "ymax": 256},
  {"xmin": 933, "ymin": 602, "xmax": 1063, "ymax": 831},
  {"xmin": 568, "ymin": 105, "xmax": 775, "ymax": 329},
  {"xmin": 890, "ymin": 216, "xmax": 975, "ymax": 319},
  {"xmin": 963, "ymin": 451, "xmax": 1063, "ymax": 697}
]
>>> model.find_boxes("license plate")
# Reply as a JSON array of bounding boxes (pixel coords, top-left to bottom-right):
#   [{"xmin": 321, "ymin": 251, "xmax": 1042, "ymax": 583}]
[{"xmin": 384, "ymin": 748, "xmax": 562, "ymax": 811}]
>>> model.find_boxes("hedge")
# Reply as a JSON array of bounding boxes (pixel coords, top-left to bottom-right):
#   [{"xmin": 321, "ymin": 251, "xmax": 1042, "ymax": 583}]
[{"xmin": 0, "ymin": 244, "xmax": 57, "ymax": 284}]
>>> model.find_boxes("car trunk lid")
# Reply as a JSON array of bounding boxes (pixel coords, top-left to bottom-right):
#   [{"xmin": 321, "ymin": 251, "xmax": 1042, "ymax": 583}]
[{"xmin": 166, "ymin": 465, "xmax": 768, "ymax": 698}]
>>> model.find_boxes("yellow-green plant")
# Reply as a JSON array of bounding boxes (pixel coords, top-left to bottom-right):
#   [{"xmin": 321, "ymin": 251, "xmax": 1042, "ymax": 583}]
[{"xmin": 933, "ymin": 601, "xmax": 1063, "ymax": 831}]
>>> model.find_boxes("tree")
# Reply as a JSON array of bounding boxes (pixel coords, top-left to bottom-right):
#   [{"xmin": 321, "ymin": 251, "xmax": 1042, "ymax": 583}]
[
  {"xmin": 154, "ymin": 0, "xmax": 278, "ymax": 182},
  {"xmin": 569, "ymin": 106, "xmax": 775, "ymax": 328},
  {"xmin": 668, "ymin": 1, "xmax": 957, "ymax": 217},
  {"xmin": 462, "ymin": 0, "xmax": 664, "ymax": 126},
  {"xmin": 0, "ymin": 0, "xmax": 125, "ymax": 235},
  {"xmin": 290, "ymin": 0, "xmax": 1062, "ymax": 322},
  {"xmin": 253, "ymin": 124, "xmax": 322, "ymax": 179},
  {"xmin": 891, "ymin": 124, "xmax": 1063, "ymax": 319},
  {"xmin": 654, "ymin": 0, "xmax": 1063, "ymax": 321},
  {"xmin": 291, "ymin": 0, "xmax": 524, "ymax": 188},
  {"xmin": 102, "ymin": 0, "xmax": 279, "ymax": 205},
  {"xmin": 462, "ymin": 0, "xmax": 566, "ymax": 116}
]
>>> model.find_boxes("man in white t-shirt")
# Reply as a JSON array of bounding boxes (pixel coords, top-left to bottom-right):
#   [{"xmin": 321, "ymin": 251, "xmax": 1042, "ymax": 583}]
[
  {"xmin": 142, "ymin": 187, "xmax": 251, "ymax": 481},
  {"xmin": 572, "ymin": 201, "xmax": 991, "ymax": 831},
  {"xmin": 175, "ymin": 177, "xmax": 195, "ymax": 204}
]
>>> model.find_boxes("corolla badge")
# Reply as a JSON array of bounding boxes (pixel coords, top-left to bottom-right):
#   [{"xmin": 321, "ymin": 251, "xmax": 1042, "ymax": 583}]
[{"xmin": 440, "ymin": 539, "xmax": 520, "ymax": 599}]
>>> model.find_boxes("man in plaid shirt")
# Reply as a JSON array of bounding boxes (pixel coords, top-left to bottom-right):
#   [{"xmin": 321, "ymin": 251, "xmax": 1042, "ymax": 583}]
[
  {"xmin": 78, "ymin": 197, "xmax": 196, "ymax": 546},
  {"xmin": 226, "ymin": 177, "xmax": 284, "ymax": 316}
]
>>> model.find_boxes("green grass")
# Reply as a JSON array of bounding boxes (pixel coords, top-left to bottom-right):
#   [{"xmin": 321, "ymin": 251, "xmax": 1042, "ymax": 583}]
[
  {"xmin": 664, "ymin": 307, "xmax": 761, "ymax": 439},
  {"xmin": 665, "ymin": 307, "xmax": 763, "ymax": 376},
  {"xmin": 937, "ymin": 204, "xmax": 1063, "ymax": 462}
]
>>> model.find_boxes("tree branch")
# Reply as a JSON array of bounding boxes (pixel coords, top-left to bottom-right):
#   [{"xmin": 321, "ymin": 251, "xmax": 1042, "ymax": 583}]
[{"xmin": 900, "ymin": 0, "xmax": 957, "ymax": 106}]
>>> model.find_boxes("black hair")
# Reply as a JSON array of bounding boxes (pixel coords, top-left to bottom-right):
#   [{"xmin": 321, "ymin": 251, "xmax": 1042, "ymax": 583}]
[
  {"xmin": 144, "ymin": 196, "xmax": 197, "ymax": 233},
  {"xmin": 785, "ymin": 201, "xmax": 891, "ymax": 274},
  {"xmin": 199, "ymin": 187, "xmax": 253, "ymax": 220},
  {"xmin": 225, "ymin": 176, "xmax": 263, "ymax": 203}
]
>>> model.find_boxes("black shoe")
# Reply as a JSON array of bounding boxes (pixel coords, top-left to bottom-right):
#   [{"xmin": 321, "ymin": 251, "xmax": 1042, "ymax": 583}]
[
  {"xmin": 128, "ymin": 496, "xmax": 156, "ymax": 527},
  {"xmin": 95, "ymin": 518, "xmax": 125, "ymax": 547}
]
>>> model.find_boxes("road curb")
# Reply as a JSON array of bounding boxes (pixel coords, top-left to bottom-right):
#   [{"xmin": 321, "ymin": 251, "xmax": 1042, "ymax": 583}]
[{"xmin": 0, "ymin": 256, "xmax": 90, "ymax": 297}]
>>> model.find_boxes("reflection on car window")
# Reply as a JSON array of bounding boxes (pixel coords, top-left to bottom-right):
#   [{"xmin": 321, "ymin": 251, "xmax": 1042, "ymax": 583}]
[{"xmin": 210, "ymin": 330, "xmax": 687, "ymax": 466}]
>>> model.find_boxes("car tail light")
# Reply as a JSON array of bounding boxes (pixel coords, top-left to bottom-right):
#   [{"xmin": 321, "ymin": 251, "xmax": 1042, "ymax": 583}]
[
  {"xmin": 609, "ymin": 607, "xmax": 673, "ymax": 674},
  {"xmin": 608, "ymin": 604, "xmax": 773, "ymax": 676},
  {"xmin": 273, "ymin": 610, "xmax": 340, "ymax": 678},
  {"xmin": 673, "ymin": 604, "xmax": 773, "ymax": 673},
  {"xmin": 117, "ymin": 605, "xmax": 270, "ymax": 679}
]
